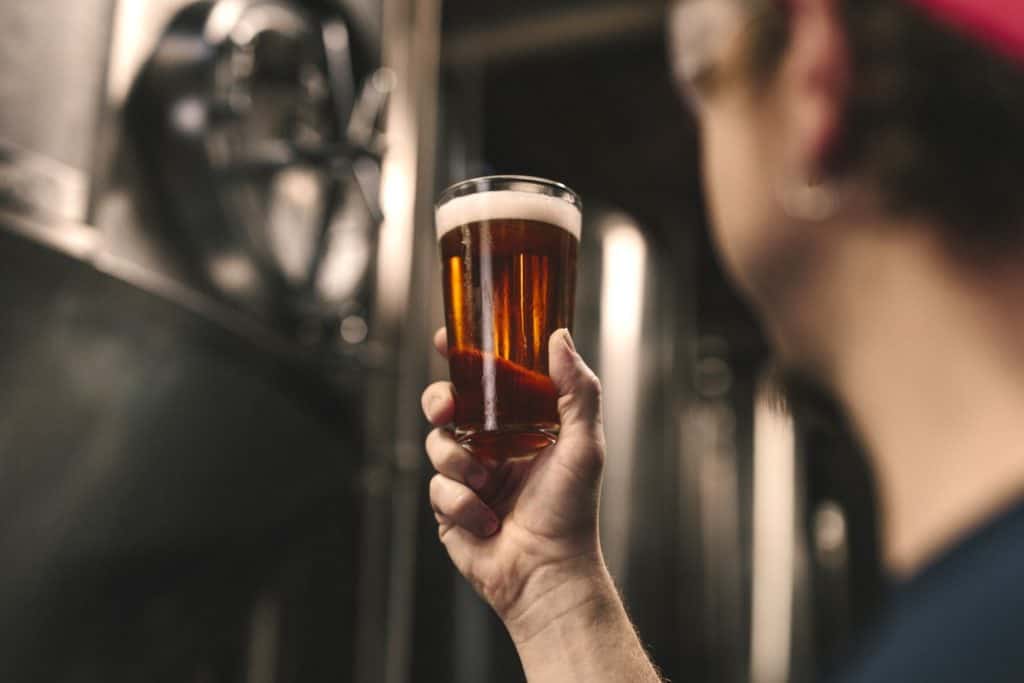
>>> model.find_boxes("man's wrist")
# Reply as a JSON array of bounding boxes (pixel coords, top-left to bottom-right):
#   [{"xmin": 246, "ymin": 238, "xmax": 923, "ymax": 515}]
[
  {"xmin": 503, "ymin": 561, "xmax": 663, "ymax": 682},
  {"xmin": 503, "ymin": 557, "xmax": 617, "ymax": 647}
]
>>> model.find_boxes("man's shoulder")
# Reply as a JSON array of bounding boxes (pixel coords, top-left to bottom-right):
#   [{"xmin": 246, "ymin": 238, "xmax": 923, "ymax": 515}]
[{"xmin": 831, "ymin": 500, "xmax": 1024, "ymax": 683}]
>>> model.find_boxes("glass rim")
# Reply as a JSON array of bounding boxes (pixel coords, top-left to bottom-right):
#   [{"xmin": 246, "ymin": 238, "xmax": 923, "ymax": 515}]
[{"xmin": 436, "ymin": 175, "xmax": 582, "ymax": 212}]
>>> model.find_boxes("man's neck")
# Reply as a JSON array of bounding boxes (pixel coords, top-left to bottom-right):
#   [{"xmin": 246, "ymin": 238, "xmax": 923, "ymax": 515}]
[{"xmin": 789, "ymin": 225, "xmax": 1024, "ymax": 578}]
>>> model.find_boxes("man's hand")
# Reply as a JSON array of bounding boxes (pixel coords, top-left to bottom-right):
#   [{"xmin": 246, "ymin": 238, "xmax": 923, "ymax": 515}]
[
  {"xmin": 422, "ymin": 328, "xmax": 663, "ymax": 681},
  {"xmin": 421, "ymin": 328, "xmax": 607, "ymax": 637}
]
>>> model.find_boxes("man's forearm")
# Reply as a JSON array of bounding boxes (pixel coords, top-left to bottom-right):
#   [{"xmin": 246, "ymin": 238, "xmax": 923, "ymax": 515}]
[{"xmin": 505, "ymin": 567, "xmax": 662, "ymax": 682}]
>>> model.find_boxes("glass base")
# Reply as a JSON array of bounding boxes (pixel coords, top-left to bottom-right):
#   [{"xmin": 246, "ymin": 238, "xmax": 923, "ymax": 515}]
[{"xmin": 455, "ymin": 424, "xmax": 559, "ymax": 468}]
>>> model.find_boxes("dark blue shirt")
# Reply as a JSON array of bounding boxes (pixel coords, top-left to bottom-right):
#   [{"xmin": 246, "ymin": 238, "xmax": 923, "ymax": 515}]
[{"xmin": 832, "ymin": 499, "xmax": 1024, "ymax": 682}]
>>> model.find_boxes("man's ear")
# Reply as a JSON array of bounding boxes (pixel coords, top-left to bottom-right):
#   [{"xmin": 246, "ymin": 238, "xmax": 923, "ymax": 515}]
[{"xmin": 777, "ymin": 0, "xmax": 851, "ymax": 175}]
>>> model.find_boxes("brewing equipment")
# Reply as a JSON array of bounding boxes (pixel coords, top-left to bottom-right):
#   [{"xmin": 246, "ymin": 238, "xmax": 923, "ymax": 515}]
[{"xmin": 0, "ymin": 1, "xmax": 441, "ymax": 680}]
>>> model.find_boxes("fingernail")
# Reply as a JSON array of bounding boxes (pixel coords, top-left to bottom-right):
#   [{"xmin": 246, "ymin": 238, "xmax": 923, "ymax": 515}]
[
  {"xmin": 482, "ymin": 513, "xmax": 500, "ymax": 536},
  {"xmin": 427, "ymin": 394, "xmax": 443, "ymax": 419},
  {"xmin": 561, "ymin": 329, "xmax": 576, "ymax": 353},
  {"xmin": 467, "ymin": 466, "xmax": 488, "ymax": 492}
]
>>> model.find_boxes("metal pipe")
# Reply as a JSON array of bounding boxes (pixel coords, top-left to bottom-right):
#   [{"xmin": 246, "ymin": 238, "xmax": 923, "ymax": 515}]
[{"xmin": 354, "ymin": 0, "xmax": 442, "ymax": 680}]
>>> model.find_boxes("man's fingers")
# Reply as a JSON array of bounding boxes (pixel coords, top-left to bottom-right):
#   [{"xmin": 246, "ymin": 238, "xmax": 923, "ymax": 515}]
[
  {"xmin": 426, "ymin": 428, "xmax": 490, "ymax": 491},
  {"xmin": 434, "ymin": 511, "xmax": 453, "ymax": 536},
  {"xmin": 548, "ymin": 329, "xmax": 604, "ymax": 441},
  {"xmin": 430, "ymin": 474, "xmax": 499, "ymax": 538},
  {"xmin": 421, "ymin": 381, "xmax": 456, "ymax": 425},
  {"xmin": 433, "ymin": 327, "xmax": 449, "ymax": 358}
]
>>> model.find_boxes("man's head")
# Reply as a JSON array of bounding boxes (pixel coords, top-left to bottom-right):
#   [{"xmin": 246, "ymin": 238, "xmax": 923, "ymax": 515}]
[{"xmin": 669, "ymin": 0, "xmax": 1024, "ymax": 368}]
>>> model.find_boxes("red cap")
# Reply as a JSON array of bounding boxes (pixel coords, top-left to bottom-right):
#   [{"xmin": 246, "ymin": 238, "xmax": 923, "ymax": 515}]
[{"xmin": 905, "ymin": 0, "xmax": 1024, "ymax": 65}]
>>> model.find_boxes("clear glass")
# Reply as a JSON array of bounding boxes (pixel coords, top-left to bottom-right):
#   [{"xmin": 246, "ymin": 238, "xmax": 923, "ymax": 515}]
[{"xmin": 436, "ymin": 175, "xmax": 582, "ymax": 468}]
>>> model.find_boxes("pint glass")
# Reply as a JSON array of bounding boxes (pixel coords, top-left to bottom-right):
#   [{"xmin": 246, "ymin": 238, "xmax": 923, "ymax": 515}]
[{"xmin": 436, "ymin": 176, "xmax": 581, "ymax": 466}]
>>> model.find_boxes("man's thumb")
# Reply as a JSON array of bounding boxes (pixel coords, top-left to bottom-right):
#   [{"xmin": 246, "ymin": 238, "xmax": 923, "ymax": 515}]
[{"xmin": 548, "ymin": 329, "xmax": 603, "ymax": 440}]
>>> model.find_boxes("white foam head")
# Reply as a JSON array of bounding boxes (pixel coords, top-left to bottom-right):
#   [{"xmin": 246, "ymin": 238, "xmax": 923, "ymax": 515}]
[{"xmin": 436, "ymin": 190, "xmax": 582, "ymax": 241}]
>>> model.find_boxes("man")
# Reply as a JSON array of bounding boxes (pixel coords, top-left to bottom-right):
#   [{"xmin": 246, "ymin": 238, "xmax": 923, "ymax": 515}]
[{"xmin": 422, "ymin": 0, "xmax": 1024, "ymax": 679}]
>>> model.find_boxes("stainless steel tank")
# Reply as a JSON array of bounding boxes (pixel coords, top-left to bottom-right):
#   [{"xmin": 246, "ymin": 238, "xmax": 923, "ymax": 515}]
[{"xmin": 0, "ymin": 1, "xmax": 422, "ymax": 680}]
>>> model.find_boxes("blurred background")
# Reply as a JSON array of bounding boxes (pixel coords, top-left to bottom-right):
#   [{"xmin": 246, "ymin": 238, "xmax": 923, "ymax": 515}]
[{"xmin": 0, "ymin": 0, "xmax": 882, "ymax": 681}]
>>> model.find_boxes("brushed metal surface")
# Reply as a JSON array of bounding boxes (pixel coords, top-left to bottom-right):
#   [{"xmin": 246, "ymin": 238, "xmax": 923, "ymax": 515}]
[
  {"xmin": 0, "ymin": 0, "xmax": 116, "ymax": 171},
  {"xmin": 0, "ymin": 225, "xmax": 361, "ymax": 682}
]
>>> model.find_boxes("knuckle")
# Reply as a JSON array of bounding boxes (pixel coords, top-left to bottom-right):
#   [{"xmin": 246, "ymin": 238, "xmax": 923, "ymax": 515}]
[
  {"xmin": 425, "ymin": 428, "xmax": 442, "ymax": 453},
  {"xmin": 426, "ymin": 431, "xmax": 463, "ymax": 474},
  {"xmin": 429, "ymin": 474, "xmax": 446, "ymax": 502},
  {"xmin": 438, "ymin": 444, "xmax": 466, "ymax": 473},
  {"xmin": 577, "ymin": 441, "xmax": 607, "ymax": 477},
  {"xmin": 436, "ymin": 449, "xmax": 458, "ymax": 474},
  {"xmin": 449, "ymin": 488, "xmax": 475, "ymax": 517},
  {"xmin": 430, "ymin": 475, "xmax": 480, "ymax": 523}
]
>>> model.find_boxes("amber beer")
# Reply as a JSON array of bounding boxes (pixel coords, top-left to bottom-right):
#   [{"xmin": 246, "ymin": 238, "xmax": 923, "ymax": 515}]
[{"xmin": 436, "ymin": 176, "xmax": 581, "ymax": 466}]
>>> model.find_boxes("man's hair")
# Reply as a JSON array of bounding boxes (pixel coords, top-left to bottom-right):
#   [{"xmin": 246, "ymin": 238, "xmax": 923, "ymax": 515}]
[{"xmin": 744, "ymin": 0, "xmax": 1024, "ymax": 251}]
